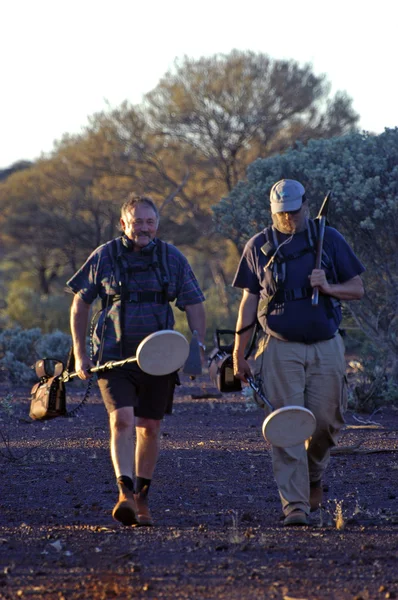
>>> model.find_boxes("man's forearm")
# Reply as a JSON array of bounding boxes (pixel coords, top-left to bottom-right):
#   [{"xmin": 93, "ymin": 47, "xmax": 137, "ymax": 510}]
[
  {"xmin": 70, "ymin": 296, "xmax": 91, "ymax": 358},
  {"xmin": 185, "ymin": 302, "xmax": 206, "ymax": 345},
  {"xmin": 327, "ymin": 275, "xmax": 364, "ymax": 301},
  {"xmin": 233, "ymin": 291, "xmax": 259, "ymax": 357}
]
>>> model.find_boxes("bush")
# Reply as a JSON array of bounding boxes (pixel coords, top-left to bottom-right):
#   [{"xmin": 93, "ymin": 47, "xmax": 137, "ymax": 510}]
[
  {"xmin": 0, "ymin": 327, "xmax": 72, "ymax": 384},
  {"xmin": 0, "ymin": 351, "xmax": 34, "ymax": 383},
  {"xmin": 4, "ymin": 287, "xmax": 71, "ymax": 332}
]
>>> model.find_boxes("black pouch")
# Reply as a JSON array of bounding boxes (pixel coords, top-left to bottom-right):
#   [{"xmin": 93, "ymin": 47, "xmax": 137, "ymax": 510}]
[
  {"xmin": 30, "ymin": 374, "xmax": 67, "ymax": 420},
  {"xmin": 209, "ymin": 351, "xmax": 242, "ymax": 393},
  {"xmin": 208, "ymin": 325, "xmax": 259, "ymax": 393}
]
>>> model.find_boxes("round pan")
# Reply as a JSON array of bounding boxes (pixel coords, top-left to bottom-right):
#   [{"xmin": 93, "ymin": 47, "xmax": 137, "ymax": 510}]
[
  {"xmin": 262, "ymin": 405, "xmax": 316, "ymax": 448},
  {"xmin": 136, "ymin": 330, "xmax": 190, "ymax": 376}
]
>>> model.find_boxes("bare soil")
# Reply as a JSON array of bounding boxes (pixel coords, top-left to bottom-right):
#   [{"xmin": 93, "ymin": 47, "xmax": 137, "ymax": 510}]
[{"xmin": 0, "ymin": 369, "xmax": 397, "ymax": 600}]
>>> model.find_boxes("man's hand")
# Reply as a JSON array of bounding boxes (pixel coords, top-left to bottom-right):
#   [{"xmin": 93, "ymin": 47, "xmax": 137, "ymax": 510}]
[
  {"xmin": 74, "ymin": 354, "xmax": 95, "ymax": 380},
  {"xmin": 309, "ymin": 269, "xmax": 331, "ymax": 295},
  {"xmin": 233, "ymin": 353, "xmax": 252, "ymax": 383}
]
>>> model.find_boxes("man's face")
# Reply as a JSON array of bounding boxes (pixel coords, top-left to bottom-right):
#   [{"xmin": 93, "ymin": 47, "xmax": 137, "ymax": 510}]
[
  {"xmin": 120, "ymin": 204, "xmax": 159, "ymax": 250},
  {"xmin": 272, "ymin": 202, "xmax": 308, "ymax": 234}
]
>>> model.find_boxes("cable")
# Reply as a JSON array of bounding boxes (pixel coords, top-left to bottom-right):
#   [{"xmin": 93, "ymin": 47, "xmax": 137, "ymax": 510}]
[{"xmin": 264, "ymin": 234, "xmax": 293, "ymax": 269}]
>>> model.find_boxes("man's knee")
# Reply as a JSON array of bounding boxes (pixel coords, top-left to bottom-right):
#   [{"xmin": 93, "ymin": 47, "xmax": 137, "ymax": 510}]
[
  {"xmin": 110, "ymin": 407, "xmax": 135, "ymax": 433},
  {"xmin": 136, "ymin": 418, "xmax": 161, "ymax": 439}
]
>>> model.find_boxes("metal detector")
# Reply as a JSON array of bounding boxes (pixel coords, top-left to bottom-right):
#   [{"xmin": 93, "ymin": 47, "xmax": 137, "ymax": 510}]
[
  {"xmin": 65, "ymin": 330, "xmax": 190, "ymax": 380},
  {"xmin": 247, "ymin": 377, "xmax": 316, "ymax": 448}
]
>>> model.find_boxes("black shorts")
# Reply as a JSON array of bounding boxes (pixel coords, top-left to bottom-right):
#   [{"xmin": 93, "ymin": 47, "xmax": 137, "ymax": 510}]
[{"xmin": 97, "ymin": 365, "xmax": 177, "ymax": 420}]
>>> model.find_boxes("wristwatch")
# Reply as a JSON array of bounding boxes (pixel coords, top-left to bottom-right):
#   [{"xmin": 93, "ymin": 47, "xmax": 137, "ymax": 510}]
[{"xmin": 198, "ymin": 341, "xmax": 206, "ymax": 351}]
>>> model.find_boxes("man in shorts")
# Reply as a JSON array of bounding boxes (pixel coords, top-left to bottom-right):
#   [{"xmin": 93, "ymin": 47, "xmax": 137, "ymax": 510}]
[{"xmin": 67, "ymin": 194, "xmax": 206, "ymax": 526}]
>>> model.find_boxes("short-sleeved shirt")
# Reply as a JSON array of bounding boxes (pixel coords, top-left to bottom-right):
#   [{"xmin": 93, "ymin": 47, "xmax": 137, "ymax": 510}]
[
  {"xmin": 67, "ymin": 237, "xmax": 205, "ymax": 360},
  {"xmin": 232, "ymin": 225, "xmax": 365, "ymax": 343}
]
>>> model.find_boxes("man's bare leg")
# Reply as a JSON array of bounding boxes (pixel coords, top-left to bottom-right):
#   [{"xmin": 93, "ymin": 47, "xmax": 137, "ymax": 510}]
[
  {"xmin": 109, "ymin": 407, "xmax": 137, "ymax": 525},
  {"xmin": 134, "ymin": 416, "xmax": 162, "ymax": 526}
]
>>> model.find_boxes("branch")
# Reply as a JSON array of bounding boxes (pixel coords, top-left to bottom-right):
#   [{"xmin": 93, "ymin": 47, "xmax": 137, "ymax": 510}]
[{"xmin": 158, "ymin": 170, "xmax": 190, "ymax": 213}]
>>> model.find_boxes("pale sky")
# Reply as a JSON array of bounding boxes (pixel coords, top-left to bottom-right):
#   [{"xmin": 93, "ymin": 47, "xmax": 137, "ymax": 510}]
[{"xmin": 1, "ymin": 0, "xmax": 396, "ymax": 169}]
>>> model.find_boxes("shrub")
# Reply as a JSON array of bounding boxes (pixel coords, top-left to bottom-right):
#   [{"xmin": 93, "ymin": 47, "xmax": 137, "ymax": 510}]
[{"xmin": 0, "ymin": 327, "xmax": 72, "ymax": 384}]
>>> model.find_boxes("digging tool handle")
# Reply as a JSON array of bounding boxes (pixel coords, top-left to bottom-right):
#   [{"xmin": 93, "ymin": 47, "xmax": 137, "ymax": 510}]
[
  {"xmin": 312, "ymin": 191, "xmax": 332, "ymax": 306},
  {"xmin": 247, "ymin": 376, "xmax": 274, "ymax": 412},
  {"xmin": 311, "ymin": 216, "xmax": 326, "ymax": 306}
]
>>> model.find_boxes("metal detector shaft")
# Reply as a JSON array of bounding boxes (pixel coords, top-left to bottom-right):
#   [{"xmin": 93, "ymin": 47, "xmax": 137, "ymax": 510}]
[
  {"xmin": 247, "ymin": 376, "xmax": 274, "ymax": 412},
  {"xmin": 63, "ymin": 355, "xmax": 138, "ymax": 382}
]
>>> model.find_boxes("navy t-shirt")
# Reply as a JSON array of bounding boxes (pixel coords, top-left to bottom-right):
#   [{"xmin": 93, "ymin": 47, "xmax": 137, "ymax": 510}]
[
  {"xmin": 67, "ymin": 238, "xmax": 205, "ymax": 360},
  {"xmin": 232, "ymin": 225, "xmax": 365, "ymax": 343}
]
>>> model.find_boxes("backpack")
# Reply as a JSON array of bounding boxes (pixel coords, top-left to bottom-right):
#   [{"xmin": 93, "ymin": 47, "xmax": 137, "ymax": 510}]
[
  {"xmin": 258, "ymin": 219, "xmax": 340, "ymax": 318},
  {"xmin": 99, "ymin": 237, "xmax": 175, "ymax": 356},
  {"xmin": 102, "ymin": 236, "xmax": 174, "ymax": 309}
]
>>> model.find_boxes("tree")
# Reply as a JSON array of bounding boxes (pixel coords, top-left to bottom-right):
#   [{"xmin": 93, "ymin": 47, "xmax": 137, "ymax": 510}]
[
  {"xmin": 214, "ymin": 128, "xmax": 398, "ymax": 378},
  {"xmin": 145, "ymin": 50, "xmax": 359, "ymax": 193}
]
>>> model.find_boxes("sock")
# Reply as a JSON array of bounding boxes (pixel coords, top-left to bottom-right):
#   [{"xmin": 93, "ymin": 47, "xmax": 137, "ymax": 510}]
[
  {"xmin": 117, "ymin": 475, "xmax": 135, "ymax": 492},
  {"xmin": 310, "ymin": 479, "xmax": 322, "ymax": 489},
  {"xmin": 136, "ymin": 477, "xmax": 151, "ymax": 495}
]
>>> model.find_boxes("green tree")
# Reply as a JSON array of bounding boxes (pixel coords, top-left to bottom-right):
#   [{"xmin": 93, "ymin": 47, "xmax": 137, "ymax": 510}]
[
  {"xmin": 146, "ymin": 50, "xmax": 359, "ymax": 193},
  {"xmin": 214, "ymin": 128, "xmax": 398, "ymax": 378}
]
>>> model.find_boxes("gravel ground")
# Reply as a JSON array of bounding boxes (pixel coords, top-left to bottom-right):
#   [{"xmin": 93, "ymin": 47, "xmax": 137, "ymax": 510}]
[{"xmin": 0, "ymin": 372, "xmax": 397, "ymax": 600}]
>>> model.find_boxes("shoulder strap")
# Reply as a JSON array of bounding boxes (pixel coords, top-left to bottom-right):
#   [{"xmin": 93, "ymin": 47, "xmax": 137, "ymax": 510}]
[
  {"xmin": 156, "ymin": 239, "xmax": 175, "ymax": 301},
  {"xmin": 307, "ymin": 218, "xmax": 317, "ymax": 248},
  {"xmin": 260, "ymin": 226, "xmax": 275, "ymax": 257},
  {"xmin": 157, "ymin": 239, "xmax": 170, "ymax": 285},
  {"xmin": 107, "ymin": 237, "xmax": 123, "ymax": 289}
]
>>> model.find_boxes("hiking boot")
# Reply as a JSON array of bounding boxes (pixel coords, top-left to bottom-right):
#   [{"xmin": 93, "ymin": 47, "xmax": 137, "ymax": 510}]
[
  {"xmin": 134, "ymin": 492, "xmax": 154, "ymax": 526},
  {"xmin": 310, "ymin": 481, "xmax": 324, "ymax": 512},
  {"xmin": 112, "ymin": 485, "xmax": 138, "ymax": 526},
  {"xmin": 283, "ymin": 509, "xmax": 309, "ymax": 527}
]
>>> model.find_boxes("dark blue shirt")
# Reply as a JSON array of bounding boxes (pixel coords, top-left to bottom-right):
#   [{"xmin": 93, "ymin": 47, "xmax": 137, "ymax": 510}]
[
  {"xmin": 67, "ymin": 238, "xmax": 205, "ymax": 360},
  {"xmin": 232, "ymin": 225, "xmax": 365, "ymax": 343}
]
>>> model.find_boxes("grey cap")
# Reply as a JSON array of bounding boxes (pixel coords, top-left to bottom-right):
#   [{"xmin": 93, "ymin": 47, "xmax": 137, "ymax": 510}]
[{"xmin": 270, "ymin": 179, "xmax": 305, "ymax": 214}]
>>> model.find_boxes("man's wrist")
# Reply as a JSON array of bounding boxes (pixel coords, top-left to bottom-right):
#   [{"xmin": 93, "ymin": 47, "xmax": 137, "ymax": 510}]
[{"xmin": 198, "ymin": 341, "xmax": 206, "ymax": 351}]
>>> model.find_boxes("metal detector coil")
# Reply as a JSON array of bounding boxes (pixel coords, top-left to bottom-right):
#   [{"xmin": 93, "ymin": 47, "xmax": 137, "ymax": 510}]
[{"xmin": 247, "ymin": 377, "xmax": 316, "ymax": 448}]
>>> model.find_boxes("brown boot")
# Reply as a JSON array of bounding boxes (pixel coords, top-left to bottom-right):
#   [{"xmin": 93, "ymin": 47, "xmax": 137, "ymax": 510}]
[
  {"xmin": 283, "ymin": 509, "xmax": 309, "ymax": 527},
  {"xmin": 112, "ymin": 482, "xmax": 138, "ymax": 526},
  {"xmin": 310, "ymin": 481, "xmax": 324, "ymax": 512},
  {"xmin": 134, "ymin": 491, "xmax": 154, "ymax": 526}
]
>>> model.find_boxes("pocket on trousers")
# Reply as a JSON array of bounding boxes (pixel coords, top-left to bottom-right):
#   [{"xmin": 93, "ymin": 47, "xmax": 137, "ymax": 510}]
[
  {"xmin": 253, "ymin": 331, "xmax": 268, "ymax": 375},
  {"xmin": 338, "ymin": 374, "xmax": 348, "ymax": 419}
]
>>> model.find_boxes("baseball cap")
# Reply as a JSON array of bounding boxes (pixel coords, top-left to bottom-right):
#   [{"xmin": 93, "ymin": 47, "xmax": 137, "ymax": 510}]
[{"xmin": 270, "ymin": 179, "xmax": 305, "ymax": 214}]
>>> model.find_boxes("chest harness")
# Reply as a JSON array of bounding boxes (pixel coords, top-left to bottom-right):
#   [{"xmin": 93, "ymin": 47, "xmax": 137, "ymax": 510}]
[
  {"xmin": 100, "ymin": 237, "xmax": 175, "ymax": 354},
  {"xmin": 259, "ymin": 219, "xmax": 339, "ymax": 317},
  {"xmin": 102, "ymin": 236, "xmax": 174, "ymax": 308}
]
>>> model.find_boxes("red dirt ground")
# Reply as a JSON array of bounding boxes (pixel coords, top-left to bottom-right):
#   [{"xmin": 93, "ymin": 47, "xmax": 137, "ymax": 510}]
[{"xmin": 0, "ymin": 370, "xmax": 397, "ymax": 600}]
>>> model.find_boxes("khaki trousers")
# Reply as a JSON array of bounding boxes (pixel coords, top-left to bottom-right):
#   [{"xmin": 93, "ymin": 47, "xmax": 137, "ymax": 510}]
[{"xmin": 254, "ymin": 333, "xmax": 347, "ymax": 516}]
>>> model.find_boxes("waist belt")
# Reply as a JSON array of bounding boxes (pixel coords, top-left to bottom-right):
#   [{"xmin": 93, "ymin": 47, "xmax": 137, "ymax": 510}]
[
  {"xmin": 273, "ymin": 286, "xmax": 313, "ymax": 303},
  {"xmin": 102, "ymin": 291, "xmax": 167, "ymax": 309}
]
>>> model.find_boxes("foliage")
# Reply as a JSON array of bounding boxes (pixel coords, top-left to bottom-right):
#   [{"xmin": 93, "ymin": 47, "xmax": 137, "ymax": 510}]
[
  {"xmin": 172, "ymin": 284, "xmax": 241, "ymax": 350},
  {"xmin": 348, "ymin": 344, "xmax": 398, "ymax": 412},
  {"xmin": 0, "ymin": 50, "xmax": 360, "ymax": 338},
  {"xmin": 214, "ymin": 128, "xmax": 398, "ymax": 384},
  {"xmin": 0, "ymin": 327, "xmax": 71, "ymax": 383},
  {"xmin": 146, "ymin": 50, "xmax": 358, "ymax": 192},
  {"xmin": 0, "ymin": 326, "xmax": 42, "ymax": 364},
  {"xmin": 0, "ymin": 351, "xmax": 34, "ymax": 384},
  {"xmin": 3, "ymin": 283, "xmax": 72, "ymax": 332}
]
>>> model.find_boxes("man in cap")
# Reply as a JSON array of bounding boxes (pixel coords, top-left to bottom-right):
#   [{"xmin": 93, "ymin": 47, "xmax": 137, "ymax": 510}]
[{"xmin": 232, "ymin": 179, "xmax": 365, "ymax": 526}]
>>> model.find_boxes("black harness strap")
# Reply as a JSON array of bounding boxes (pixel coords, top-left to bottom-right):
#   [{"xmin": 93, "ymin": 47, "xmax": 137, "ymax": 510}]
[
  {"xmin": 273, "ymin": 285, "xmax": 313, "ymax": 303},
  {"xmin": 259, "ymin": 220, "xmax": 340, "ymax": 318},
  {"xmin": 103, "ymin": 291, "xmax": 168, "ymax": 305},
  {"xmin": 101, "ymin": 237, "xmax": 173, "ymax": 355}
]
